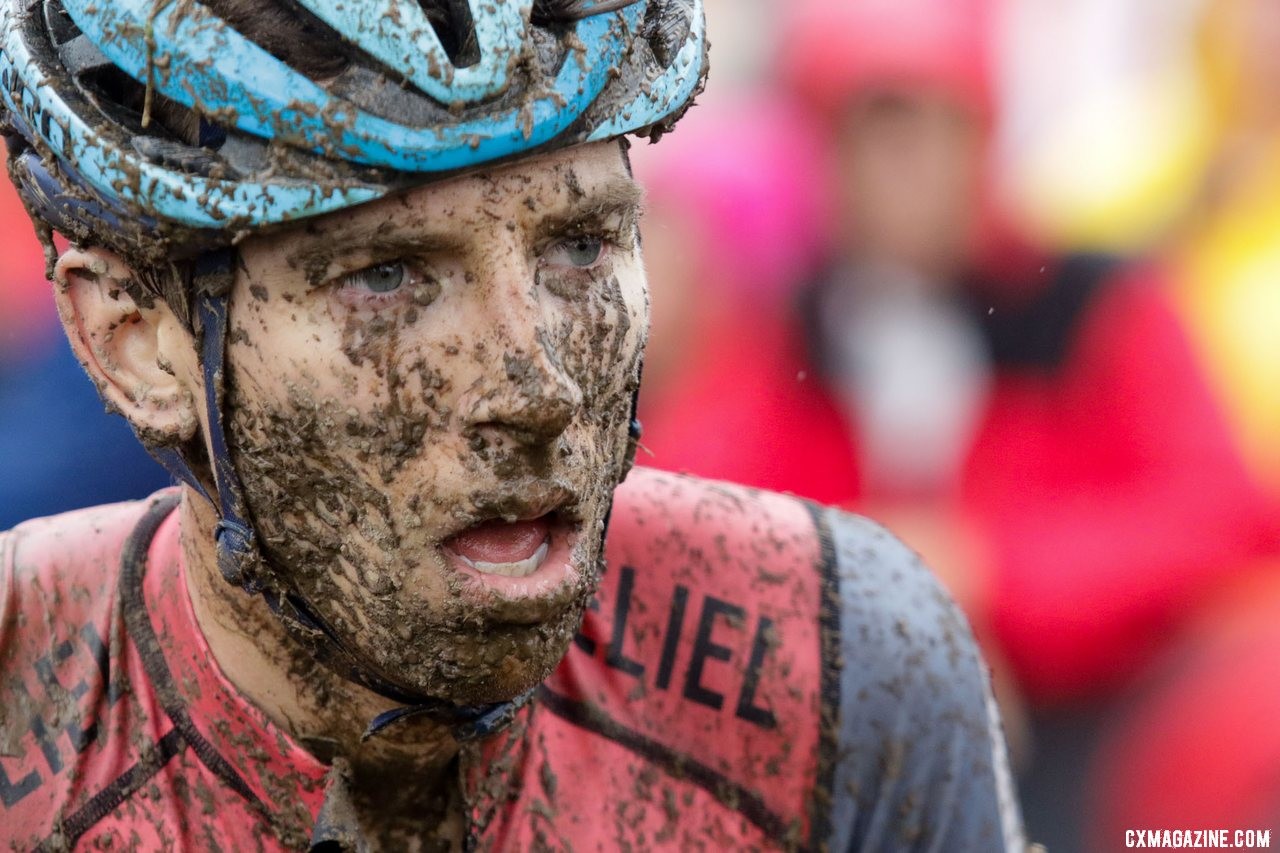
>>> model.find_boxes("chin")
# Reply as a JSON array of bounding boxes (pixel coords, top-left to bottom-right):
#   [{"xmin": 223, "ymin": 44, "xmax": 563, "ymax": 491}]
[
  {"xmin": 447, "ymin": 666, "xmax": 552, "ymax": 707},
  {"xmin": 383, "ymin": 607, "xmax": 587, "ymax": 706}
]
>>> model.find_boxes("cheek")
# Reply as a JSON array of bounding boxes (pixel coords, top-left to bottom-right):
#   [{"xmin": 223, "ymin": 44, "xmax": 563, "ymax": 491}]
[
  {"xmin": 336, "ymin": 308, "xmax": 455, "ymax": 423},
  {"xmin": 226, "ymin": 294, "xmax": 457, "ymax": 528},
  {"xmin": 625, "ymin": 274, "xmax": 651, "ymax": 350},
  {"xmin": 606, "ymin": 267, "xmax": 649, "ymax": 385},
  {"xmin": 225, "ymin": 309, "xmax": 458, "ymax": 611},
  {"xmin": 231, "ymin": 291, "xmax": 360, "ymax": 406},
  {"xmin": 555, "ymin": 267, "xmax": 647, "ymax": 404}
]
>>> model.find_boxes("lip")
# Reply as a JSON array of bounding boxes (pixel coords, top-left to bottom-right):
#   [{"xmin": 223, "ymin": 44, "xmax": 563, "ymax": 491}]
[
  {"xmin": 440, "ymin": 512, "xmax": 585, "ymax": 623},
  {"xmin": 437, "ymin": 483, "xmax": 581, "ymax": 541},
  {"xmin": 432, "ymin": 480, "xmax": 587, "ymax": 622}
]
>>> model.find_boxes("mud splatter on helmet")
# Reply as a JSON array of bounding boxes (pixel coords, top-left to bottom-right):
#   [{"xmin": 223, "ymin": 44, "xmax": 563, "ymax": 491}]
[{"xmin": 0, "ymin": 0, "xmax": 706, "ymax": 259}]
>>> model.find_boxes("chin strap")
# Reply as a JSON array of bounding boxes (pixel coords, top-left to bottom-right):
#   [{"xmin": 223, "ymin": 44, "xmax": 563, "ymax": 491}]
[
  {"xmin": 627, "ymin": 369, "xmax": 643, "ymax": 466},
  {"xmin": 362, "ymin": 685, "xmax": 537, "ymax": 743},
  {"xmin": 148, "ymin": 248, "xmax": 534, "ymax": 743}
]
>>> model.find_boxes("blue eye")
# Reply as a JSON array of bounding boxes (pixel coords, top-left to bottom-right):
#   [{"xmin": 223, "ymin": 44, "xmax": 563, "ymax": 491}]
[
  {"xmin": 344, "ymin": 262, "xmax": 406, "ymax": 293},
  {"xmin": 563, "ymin": 237, "xmax": 603, "ymax": 267},
  {"xmin": 546, "ymin": 236, "xmax": 606, "ymax": 269}
]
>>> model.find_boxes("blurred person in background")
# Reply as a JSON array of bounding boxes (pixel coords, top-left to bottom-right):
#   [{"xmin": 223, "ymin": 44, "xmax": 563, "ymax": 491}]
[
  {"xmin": 1168, "ymin": 0, "xmax": 1280, "ymax": 515},
  {"xmin": 636, "ymin": 0, "xmax": 1280, "ymax": 847},
  {"xmin": 0, "ymin": 150, "xmax": 168, "ymax": 527},
  {"xmin": 631, "ymin": 94, "xmax": 856, "ymax": 505},
  {"xmin": 788, "ymin": 0, "xmax": 1269, "ymax": 710}
]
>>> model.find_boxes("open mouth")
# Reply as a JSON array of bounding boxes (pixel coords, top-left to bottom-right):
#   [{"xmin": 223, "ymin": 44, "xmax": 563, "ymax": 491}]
[
  {"xmin": 443, "ymin": 514, "xmax": 555, "ymax": 579},
  {"xmin": 433, "ymin": 488, "xmax": 592, "ymax": 621},
  {"xmin": 438, "ymin": 486, "xmax": 585, "ymax": 602}
]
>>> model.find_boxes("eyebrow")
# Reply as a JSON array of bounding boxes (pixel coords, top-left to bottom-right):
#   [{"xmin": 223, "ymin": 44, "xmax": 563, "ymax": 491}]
[{"xmin": 538, "ymin": 177, "xmax": 646, "ymax": 236}]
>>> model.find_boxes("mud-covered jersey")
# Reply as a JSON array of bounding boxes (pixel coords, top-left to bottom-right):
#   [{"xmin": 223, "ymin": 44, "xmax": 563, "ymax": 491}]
[{"xmin": 0, "ymin": 468, "xmax": 1024, "ymax": 851}]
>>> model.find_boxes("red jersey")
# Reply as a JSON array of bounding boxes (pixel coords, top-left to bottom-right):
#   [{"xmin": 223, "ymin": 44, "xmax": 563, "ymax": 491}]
[{"xmin": 1, "ymin": 468, "xmax": 1023, "ymax": 850}]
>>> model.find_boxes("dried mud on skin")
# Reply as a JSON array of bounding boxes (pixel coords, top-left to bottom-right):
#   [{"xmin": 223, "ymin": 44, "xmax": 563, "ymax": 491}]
[{"xmin": 200, "ymin": 163, "xmax": 644, "ymax": 841}]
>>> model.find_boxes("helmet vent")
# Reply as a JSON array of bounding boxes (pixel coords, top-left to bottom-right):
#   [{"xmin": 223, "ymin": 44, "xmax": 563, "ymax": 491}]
[
  {"xmin": 57, "ymin": 35, "xmax": 114, "ymax": 80},
  {"xmin": 417, "ymin": 0, "xmax": 481, "ymax": 69},
  {"xmin": 203, "ymin": 0, "xmax": 351, "ymax": 81},
  {"xmin": 42, "ymin": 0, "xmax": 80, "ymax": 47},
  {"xmin": 74, "ymin": 63, "xmax": 203, "ymax": 149},
  {"xmin": 643, "ymin": 0, "xmax": 693, "ymax": 68}
]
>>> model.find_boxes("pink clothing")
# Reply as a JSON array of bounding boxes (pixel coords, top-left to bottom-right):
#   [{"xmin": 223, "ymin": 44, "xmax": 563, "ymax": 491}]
[
  {"xmin": 0, "ymin": 494, "xmax": 329, "ymax": 850},
  {"xmin": 1, "ymin": 469, "xmax": 1023, "ymax": 850}
]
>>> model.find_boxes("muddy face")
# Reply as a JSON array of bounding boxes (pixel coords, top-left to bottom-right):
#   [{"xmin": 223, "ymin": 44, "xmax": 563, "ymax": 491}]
[{"xmin": 222, "ymin": 143, "xmax": 648, "ymax": 705}]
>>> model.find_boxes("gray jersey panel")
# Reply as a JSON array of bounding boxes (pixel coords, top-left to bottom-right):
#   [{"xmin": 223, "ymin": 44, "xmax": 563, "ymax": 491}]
[{"xmin": 814, "ymin": 507, "xmax": 1025, "ymax": 853}]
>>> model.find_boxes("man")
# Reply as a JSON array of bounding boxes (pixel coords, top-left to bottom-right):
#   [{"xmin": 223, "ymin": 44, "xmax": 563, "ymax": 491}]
[{"xmin": 0, "ymin": 0, "xmax": 1024, "ymax": 849}]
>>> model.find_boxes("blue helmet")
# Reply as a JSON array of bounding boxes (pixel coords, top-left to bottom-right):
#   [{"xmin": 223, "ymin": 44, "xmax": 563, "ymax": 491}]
[{"xmin": 0, "ymin": 0, "xmax": 705, "ymax": 257}]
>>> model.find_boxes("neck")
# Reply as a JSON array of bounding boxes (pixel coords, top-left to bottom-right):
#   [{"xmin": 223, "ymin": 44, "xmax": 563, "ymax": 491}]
[{"xmin": 179, "ymin": 488, "xmax": 462, "ymax": 836}]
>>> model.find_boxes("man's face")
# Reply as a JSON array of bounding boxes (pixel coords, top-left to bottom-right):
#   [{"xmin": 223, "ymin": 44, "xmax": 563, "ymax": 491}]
[{"xmin": 222, "ymin": 142, "xmax": 647, "ymax": 704}]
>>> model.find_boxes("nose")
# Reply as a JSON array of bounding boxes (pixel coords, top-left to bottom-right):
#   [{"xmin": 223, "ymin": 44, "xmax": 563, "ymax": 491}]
[
  {"xmin": 467, "ymin": 340, "xmax": 583, "ymax": 445},
  {"xmin": 461, "ymin": 267, "xmax": 583, "ymax": 447}
]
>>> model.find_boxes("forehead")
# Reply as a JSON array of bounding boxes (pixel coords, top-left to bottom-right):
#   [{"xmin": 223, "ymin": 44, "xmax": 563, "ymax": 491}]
[{"xmin": 254, "ymin": 141, "xmax": 636, "ymax": 257}]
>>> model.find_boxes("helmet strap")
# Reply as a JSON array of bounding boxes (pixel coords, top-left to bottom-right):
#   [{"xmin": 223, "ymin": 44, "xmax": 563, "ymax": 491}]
[{"xmin": 623, "ymin": 372, "xmax": 643, "ymax": 473}]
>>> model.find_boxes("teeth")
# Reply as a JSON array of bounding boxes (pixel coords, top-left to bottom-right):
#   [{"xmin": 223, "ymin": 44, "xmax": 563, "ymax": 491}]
[{"xmin": 457, "ymin": 539, "xmax": 550, "ymax": 578}]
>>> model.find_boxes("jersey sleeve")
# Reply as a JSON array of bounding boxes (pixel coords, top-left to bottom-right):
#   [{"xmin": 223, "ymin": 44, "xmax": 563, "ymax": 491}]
[{"xmin": 816, "ymin": 506, "xmax": 1026, "ymax": 852}]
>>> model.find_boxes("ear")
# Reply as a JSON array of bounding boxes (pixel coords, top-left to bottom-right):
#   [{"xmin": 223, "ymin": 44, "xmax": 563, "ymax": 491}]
[{"xmin": 54, "ymin": 247, "xmax": 200, "ymax": 446}]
